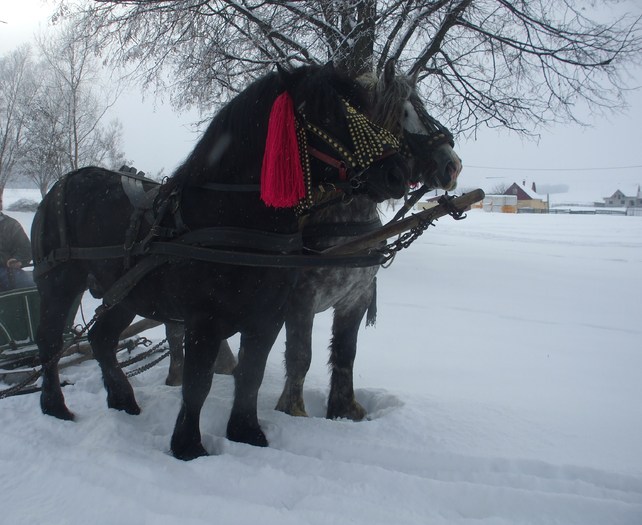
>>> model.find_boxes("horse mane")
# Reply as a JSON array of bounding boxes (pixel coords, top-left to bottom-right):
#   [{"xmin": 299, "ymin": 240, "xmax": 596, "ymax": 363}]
[
  {"xmin": 358, "ymin": 72, "xmax": 414, "ymax": 137},
  {"xmin": 163, "ymin": 65, "xmax": 371, "ymax": 196}
]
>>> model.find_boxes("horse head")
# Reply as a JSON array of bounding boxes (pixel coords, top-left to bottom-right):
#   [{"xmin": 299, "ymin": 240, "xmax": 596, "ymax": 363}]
[
  {"xmin": 277, "ymin": 63, "xmax": 410, "ymax": 206},
  {"xmin": 373, "ymin": 60, "xmax": 462, "ymax": 192}
]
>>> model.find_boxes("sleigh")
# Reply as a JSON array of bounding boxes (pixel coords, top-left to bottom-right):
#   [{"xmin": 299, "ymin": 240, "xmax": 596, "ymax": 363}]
[{"xmin": 0, "ymin": 286, "xmax": 170, "ymax": 391}]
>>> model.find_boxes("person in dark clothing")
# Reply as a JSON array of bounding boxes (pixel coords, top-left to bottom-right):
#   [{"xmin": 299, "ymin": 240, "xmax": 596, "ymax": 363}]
[{"xmin": 0, "ymin": 197, "xmax": 34, "ymax": 292}]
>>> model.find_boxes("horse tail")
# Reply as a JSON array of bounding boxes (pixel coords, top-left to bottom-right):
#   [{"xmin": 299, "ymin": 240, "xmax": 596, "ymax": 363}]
[
  {"xmin": 30, "ymin": 175, "xmax": 69, "ymax": 277},
  {"xmin": 366, "ymin": 277, "xmax": 377, "ymax": 327}
]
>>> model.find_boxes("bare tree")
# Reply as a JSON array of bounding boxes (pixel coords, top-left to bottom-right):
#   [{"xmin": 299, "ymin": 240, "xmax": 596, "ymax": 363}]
[
  {"xmin": 36, "ymin": 24, "xmax": 124, "ymax": 171},
  {"xmin": 57, "ymin": 0, "xmax": 642, "ymax": 135},
  {"xmin": 490, "ymin": 182, "xmax": 509, "ymax": 195},
  {"xmin": 14, "ymin": 24, "xmax": 127, "ymax": 196},
  {"xmin": 0, "ymin": 46, "xmax": 39, "ymax": 201},
  {"xmin": 20, "ymin": 76, "xmax": 67, "ymax": 197}
]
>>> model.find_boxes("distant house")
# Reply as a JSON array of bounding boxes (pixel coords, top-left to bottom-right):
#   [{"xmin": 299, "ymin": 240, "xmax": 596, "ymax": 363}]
[
  {"xmin": 503, "ymin": 181, "xmax": 547, "ymax": 213},
  {"xmin": 601, "ymin": 186, "xmax": 642, "ymax": 208}
]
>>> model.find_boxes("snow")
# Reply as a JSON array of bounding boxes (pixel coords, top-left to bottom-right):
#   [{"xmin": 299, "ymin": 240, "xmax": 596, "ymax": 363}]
[{"xmin": 1, "ymin": 188, "xmax": 641, "ymax": 524}]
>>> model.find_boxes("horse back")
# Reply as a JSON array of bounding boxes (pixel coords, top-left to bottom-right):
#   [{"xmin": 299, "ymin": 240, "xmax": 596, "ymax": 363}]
[{"xmin": 34, "ymin": 168, "xmax": 133, "ymax": 255}]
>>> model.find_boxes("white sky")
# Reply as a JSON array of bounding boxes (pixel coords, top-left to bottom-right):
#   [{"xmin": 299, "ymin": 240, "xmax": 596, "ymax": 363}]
[{"xmin": 2, "ymin": 0, "xmax": 641, "ymax": 200}]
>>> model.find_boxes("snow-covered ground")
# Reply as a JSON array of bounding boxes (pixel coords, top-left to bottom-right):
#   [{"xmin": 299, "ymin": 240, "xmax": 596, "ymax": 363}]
[{"xmin": 1, "ymin": 188, "xmax": 641, "ymax": 524}]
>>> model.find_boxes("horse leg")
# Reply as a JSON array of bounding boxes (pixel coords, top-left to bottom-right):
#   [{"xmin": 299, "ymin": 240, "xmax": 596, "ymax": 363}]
[
  {"xmin": 326, "ymin": 300, "xmax": 369, "ymax": 421},
  {"xmin": 171, "ymin": 319, "xmax": 220, "ymax": 460},
  {"xmin": 88, "ymin": 305, "xmax": 139, "ymax": 414},
  {"xmin": 165, "ymin": 326, "xmax": 235, "ymax": 386},
  {"xmin": 36, "ymin": 268, "xmax": 86, "ymax": 421},
  {"xmin": 275, "ymin": 308, "xmax": 314, "ymax": 417},
  {"xmin": 227, "ymin": 323, "xmax": 283, "ymax": 446},
  {"xmin": 164, "ymin": 322, "xmax": 185, "ymax": 386}
]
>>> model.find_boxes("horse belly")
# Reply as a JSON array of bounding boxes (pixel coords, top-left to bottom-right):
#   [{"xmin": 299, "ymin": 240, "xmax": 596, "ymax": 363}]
[
  {"xmin": 125, "ymin": 261, "xmax": 297, "ymax": 332},
  {"xmin": 296, "ymin": 265, "xmax": 378, "ymax": 314}
]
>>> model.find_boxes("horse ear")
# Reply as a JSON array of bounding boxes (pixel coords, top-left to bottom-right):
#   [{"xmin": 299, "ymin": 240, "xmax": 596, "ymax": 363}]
[
  {"xmin": 383, "ymin": 59, "xmax": 396, "ymax": 87},
  {"xmin": 409, "ymin": 67, "xmax": 421, "ymax": 88},
  {"xmin": 321, "ymin": 61, "xmax": 336, "ymax": 74},
  {"xmin": 276, "ymin": 62, "xmax": 295, "ymax": 91}
]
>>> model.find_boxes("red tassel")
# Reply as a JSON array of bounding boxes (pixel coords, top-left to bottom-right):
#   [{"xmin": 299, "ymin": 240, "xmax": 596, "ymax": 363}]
[{"xmin": 261, "ymin": 92, "xmax": 305, "ymax": 208}]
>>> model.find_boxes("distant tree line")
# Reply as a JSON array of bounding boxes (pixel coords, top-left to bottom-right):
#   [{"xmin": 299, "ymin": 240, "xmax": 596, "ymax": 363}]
[{"xmin": 0, "ymin": 23, "xmax": 126, "ymax": 199}]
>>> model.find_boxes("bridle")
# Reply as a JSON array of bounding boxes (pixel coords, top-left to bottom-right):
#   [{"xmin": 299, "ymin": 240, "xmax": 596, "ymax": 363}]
[
  {"xmin": 401, "ymin": 97, "xmax": 454, "ymax": 185},
  {"xmin": 294, "ymin": 99, "xmax": 402, "ymax": 213}
]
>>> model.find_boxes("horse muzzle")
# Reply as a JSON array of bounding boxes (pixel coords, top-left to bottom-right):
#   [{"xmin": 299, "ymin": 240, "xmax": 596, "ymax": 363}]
[
  {"xmin": 361, "ymin": 156, "xmax": 410, "ymax": 202},
  {"xmin": 426, "ymin": 144, "xmax": 462, "ymax": 191}
]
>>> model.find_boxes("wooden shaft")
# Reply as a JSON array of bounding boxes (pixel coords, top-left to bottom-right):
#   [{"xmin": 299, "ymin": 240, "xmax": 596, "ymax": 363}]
[{"xmin": 322, "ymin": 189, "xmax": 485, "ymax": 256}]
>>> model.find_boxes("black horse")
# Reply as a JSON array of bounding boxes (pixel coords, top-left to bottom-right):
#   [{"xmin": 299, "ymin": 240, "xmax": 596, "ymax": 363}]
[
  {"xmin": 164, "ymin": 62, "xmax": 462, "ymax": 420},
  {"xmin": 31, "ymin": 64, "xmax": 410, "ymax": 460},
  {"xmin": 274, "ymin": 61, "xmax": 462, "ymax": 420}
]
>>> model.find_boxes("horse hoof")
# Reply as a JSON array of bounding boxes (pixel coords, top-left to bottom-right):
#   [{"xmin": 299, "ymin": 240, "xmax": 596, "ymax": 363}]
[
  {"xmin": 275, "ymin": 402, "xmax": 308, "ymax": 417},
  {"xmin": 43, "ymin": 407, "xmax": 75, "ymax": 421},
  {"xmin": 41, "ymin": 394, "xmax": 75, "ymax": 421},
  {"xmin": 172, "ymin": 442, "xmax": 209, "ymax": 461},
  {"xmin": 227, "ymin": 423, "xmax": 268, "ymax": 447},
  {"xmin": 327, "ymin": 401, "xmax": 366, "ymax": 421},
  {"xmin": 165, "ymin": 375, "xmax": 182, "ymax": 387},
  {"xmin": 107, "ymin": 397, "xmax": 141, "ymax": 415},
  {"xmin": 275, "ymin": 395, "xmax": 308, "ymax": 417},
  {"xmin": 126, "ymin": 404, "xmax": 142, "ymax": 415},
  {"xmin": 41, "ymin": 402, "xmax": 75, "ymax": 421}
]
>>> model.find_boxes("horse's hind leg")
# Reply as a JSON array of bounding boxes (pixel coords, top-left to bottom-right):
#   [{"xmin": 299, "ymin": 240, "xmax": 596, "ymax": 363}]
[
  {"xmin": 275, "ymin": 308, "xmax": 314, "ymax": 417},
  {"xmin": 326, "ymin": 299, "xmax": 369, "ymax": 421},
  {"xmin": 88, "ymin": 305, "xmax": 139, "ymax": 414},
  {"xmin": 164, "ymin": 322, "xmax": 185, "ymax": 386},
  {"xmin": 36, "ymin": 266, "xmax": 87, "ymax": 421},
  {"xmin": 165, "ymin": 326, "xmax": 235, "ymax": 386}
]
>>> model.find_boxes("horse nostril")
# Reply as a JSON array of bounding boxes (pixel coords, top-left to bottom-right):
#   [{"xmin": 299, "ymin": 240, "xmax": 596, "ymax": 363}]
[
  {"xmin": 446, "ymin": 161, "xmax": 461, "ymax": 182},
  {"xmin": 445, "ymin": 162, "xmax": 452, "ymax": 175},
  {"xmin": 386, "ymin": 169, "xmax": 406, "ymax": 198}
]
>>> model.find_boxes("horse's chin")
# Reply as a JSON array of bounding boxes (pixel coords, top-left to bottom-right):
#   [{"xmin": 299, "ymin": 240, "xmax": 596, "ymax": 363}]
[{"xmin": 365, "ymin": 183, "xmax": 405, "ymax": 203}]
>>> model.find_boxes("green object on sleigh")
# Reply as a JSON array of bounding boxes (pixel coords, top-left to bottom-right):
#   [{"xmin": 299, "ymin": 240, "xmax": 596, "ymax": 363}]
[{"xmin": 0, "ymin": 287, "xmax": 80, "ymax": 354}]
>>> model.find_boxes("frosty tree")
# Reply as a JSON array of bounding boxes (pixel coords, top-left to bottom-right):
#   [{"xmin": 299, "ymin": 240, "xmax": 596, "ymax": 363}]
[
  {"xmin": 56, "ymin": 0, "xmax": 641, "ymax": 135},
  {"xmin": 0, "ymin": 46, "xmax": 39, "ymax": 201},
  {"xmin": 3, "ymin": 25, "xmax": 128, "ymax": 196}
]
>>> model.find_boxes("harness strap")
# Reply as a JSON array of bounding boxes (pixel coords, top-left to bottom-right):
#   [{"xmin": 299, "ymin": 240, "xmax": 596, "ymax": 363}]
[
  {"xmin": 178, "ymin": 227, "xmax": 303, "ymax": 253},
  {"xmin": 102, "ymin": 255, "xmax": 168, "ymax": 308},
  {"xmin": 121, "ymin": 176, "xmax": 159, "ymax": 211},
  {"xmin": 121, "ymin": 174, "xmax": 162, "ymax": 269},
  {"xmin": 302, "ymin": 218, "xmax": 382, "ymax": 240},
  {"xmin": 33, "ymin": 225, "xmax": 381, "ymax": 280},
  {"xmin": 200, "ymin": 182, "xmax": 261, "ymax": 192},
  {"xmin": 54, "ymin": 176, "xmax": 70, "ymax": 261},
  {"xmin": 307, "ymin": 146, "xmax": 348, "ymax": 181}
]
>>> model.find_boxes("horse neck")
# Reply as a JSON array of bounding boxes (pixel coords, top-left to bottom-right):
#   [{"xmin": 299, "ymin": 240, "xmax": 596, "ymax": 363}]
[{"xmin": 170, "ymin": 74, "xmax": 282, "ymax": 192}]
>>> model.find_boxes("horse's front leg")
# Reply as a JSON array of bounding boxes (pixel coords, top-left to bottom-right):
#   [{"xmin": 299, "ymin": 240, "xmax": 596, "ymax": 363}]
[
  {"xmin": 227, "ymin": 321, "xmax": 283, "ymax": 447},
  {"xmin": 275, "ymin": 306, "xmax": 314, "ymax": 417},
  {"xmin": 170, "ymin": 319, "xmax": 220, "ymax": 460},
  {"xmin": 326, "ymin": 297, "xmax": 370, "ymax": 421}
]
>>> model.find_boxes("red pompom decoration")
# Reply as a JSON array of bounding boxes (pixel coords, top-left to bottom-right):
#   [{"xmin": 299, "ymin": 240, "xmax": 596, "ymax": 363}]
[{"xmin": 260, "ymin": 92, "xmax": 305, "ymax": 208}]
